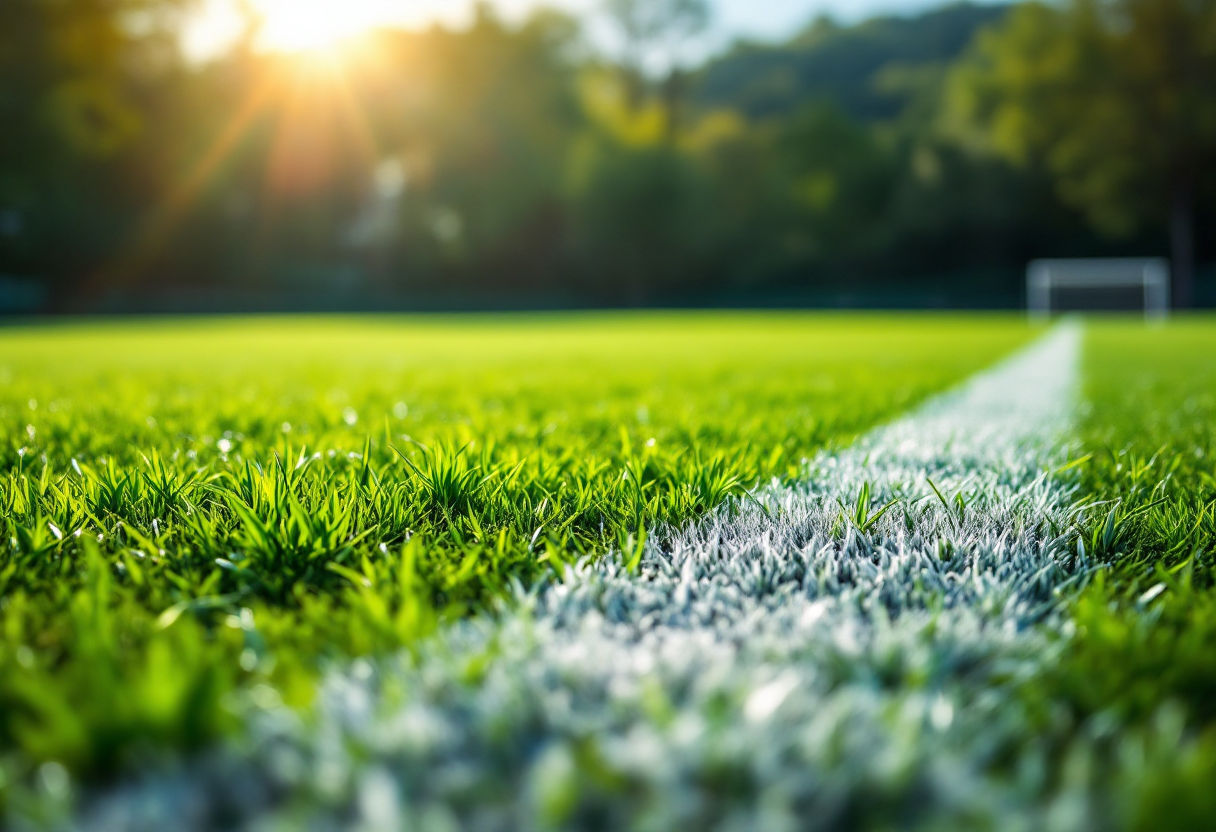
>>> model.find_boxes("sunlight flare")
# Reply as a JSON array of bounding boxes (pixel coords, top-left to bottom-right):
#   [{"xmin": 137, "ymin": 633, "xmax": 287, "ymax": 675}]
[{"xmin": 187, "ymin": 0, "xmax": 476, "ymax": 58}]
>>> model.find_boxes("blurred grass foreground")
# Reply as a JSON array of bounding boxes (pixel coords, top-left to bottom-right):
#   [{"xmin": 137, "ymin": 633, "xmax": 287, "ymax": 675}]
[{"xmin": 1, "ymin": 0, "xmax": 1214, "ymax": 314}]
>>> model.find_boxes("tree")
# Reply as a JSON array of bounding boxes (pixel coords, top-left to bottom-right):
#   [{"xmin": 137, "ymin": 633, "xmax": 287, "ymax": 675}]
[
  {"xmin": 948, "ymin": 0, "xmax": 1216, "ymax": 307},
  {"xmin": 0, "ymin": 0, "xmax": 194, "ymax": 288},
  {"xmin": 776, "ymin": 103, "xmax": 895, "ymax": 257},
  {"xmin": 601, "ymin": 0, "xmax": 710, "ymax": 138}
]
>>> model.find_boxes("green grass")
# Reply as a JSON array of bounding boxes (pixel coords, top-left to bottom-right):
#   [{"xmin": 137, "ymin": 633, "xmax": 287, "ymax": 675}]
[
  {"xmin": 1060, "ymin": 321, "xmax": 1216, "ymax": 722},
  {"xmin": 1015, "ymin": 319, "xmax": 1216, "ymax": 831},
  {"xmin": 0, "ymin": 313, "xmax": 1034, "ymax": 787},
  {"xmin": 9, "ymin": 313, "xmax": 1216, "ymax": 829}
]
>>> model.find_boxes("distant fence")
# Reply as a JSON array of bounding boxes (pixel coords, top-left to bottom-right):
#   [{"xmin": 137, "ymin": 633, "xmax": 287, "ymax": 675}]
[
  {"xmin": 0, "ymin": 276, "xmax": 48, "ymax": 314},
  {"xmin": 6, "ymin": 264, "xmax": 1216, "ymax": 316}
]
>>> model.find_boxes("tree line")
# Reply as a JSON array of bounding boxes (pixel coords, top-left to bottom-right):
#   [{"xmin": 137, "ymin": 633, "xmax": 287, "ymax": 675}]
[{"xmin": 0, "ymin": 0, "xmax": 1213, "ymax": 311}]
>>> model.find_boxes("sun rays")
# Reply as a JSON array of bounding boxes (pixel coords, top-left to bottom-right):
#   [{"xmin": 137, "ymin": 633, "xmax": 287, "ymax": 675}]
[
  {"xmin": 88, "ymin": 37, "xmax": 383, "ymax": 304},
  {"xmin": 187, "ymin": 0, "xmax": 469, "ymax": 58}
]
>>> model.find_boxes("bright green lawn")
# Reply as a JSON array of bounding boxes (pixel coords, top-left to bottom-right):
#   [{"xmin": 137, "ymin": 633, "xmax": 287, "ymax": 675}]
[
  {"xmin": 0, "ymin": 314, "xmax": 1034, "ymax": 783},
  {"xmin": 1024, "ymin": 319, "xmax": 1216, "ymax": 830}
]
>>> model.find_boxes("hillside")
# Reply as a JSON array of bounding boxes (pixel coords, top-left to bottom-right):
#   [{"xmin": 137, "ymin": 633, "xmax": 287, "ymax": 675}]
[{"xmin": 694, "ymin": 2, "xmax": 1011, "ymax": 121}]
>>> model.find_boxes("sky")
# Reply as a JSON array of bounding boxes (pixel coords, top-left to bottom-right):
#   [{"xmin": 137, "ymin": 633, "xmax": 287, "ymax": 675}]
[{"xmin": 184, "ymin": 0, "xmax": 1002, "ymax": 62}]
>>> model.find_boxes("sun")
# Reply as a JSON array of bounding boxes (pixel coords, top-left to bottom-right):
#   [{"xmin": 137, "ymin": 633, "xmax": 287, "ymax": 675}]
[
  {"xmin": 255, "ymin": 0, "xmax": 378, "ymax": 53},
  {"xmin": 185, "ymin": 0, "xmax": 469, "ymax": 61}
]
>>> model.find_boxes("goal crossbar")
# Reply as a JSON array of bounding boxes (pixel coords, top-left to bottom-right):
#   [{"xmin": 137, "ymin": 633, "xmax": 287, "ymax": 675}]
[{"xmin": 1027, "ymin": 258, "xmax": 1170, "ymax": 319}]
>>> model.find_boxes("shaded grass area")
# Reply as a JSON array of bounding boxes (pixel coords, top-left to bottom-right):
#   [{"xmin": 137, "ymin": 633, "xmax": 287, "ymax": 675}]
[
  {"xmin": 0, "ymin": 314, "xmax": 1032, "ymax": 788},
  {"xmin": 1022, "ymin": 318, "xmax": 1216, "ymax": 829}
]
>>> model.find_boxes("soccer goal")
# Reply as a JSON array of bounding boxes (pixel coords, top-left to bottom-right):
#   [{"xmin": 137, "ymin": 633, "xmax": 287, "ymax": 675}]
[{"xmin": 1026, "ymin": 258, "xmax": 1170, "ymax": 319}]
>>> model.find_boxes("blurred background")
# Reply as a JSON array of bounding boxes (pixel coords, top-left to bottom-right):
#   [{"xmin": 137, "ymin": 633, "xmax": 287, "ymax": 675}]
[{"xmin": 1, "ymin": 0, "xmax": 1213, "ymax": 315}]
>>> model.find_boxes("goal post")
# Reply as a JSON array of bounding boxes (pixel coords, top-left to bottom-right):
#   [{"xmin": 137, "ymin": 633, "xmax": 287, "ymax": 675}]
[{"xmin": 1026, "ymin": 258, "xmax": 1170, "ymax": 319}]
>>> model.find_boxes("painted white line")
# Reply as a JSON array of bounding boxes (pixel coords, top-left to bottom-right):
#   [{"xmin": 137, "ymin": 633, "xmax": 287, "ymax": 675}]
[{"xmin": 78, "ymin": 325, "xmax": 1090, "ymax": 831}]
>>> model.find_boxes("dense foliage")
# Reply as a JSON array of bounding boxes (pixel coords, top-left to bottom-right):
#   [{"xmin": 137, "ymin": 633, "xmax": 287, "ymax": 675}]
[
  {"xmin": 949, "ymin": 0, "xmax": 1216, "ymax": 305},
  {"xmin": 3, "ymin": 1, "xmax": 1212, "ymax": 312}
]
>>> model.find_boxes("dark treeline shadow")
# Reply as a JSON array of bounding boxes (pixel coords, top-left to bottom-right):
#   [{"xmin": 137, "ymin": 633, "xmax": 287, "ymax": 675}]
[{"xmin": 1, "ymin": 0, "xmax": 1213, "ymax": 314}]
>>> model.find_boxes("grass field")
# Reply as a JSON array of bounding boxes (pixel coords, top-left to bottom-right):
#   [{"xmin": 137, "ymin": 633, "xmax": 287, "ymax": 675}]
[
  {"xmin": 1018, "ymin": 320, "xmax": 1216, "ymax": 829},
  {"xmin": 0, "ymin": 315, "xmax": 1032, "ymax": 803},
  {"xmin": 2, "ymin": 313, "xmax": 1215, "ymax": 830}
]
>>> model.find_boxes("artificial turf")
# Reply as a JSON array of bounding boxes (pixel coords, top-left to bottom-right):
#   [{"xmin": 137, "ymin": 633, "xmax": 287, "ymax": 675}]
[{"xmin": 0, "ymin": 314, "xmax": 1034, "ymax": 797}]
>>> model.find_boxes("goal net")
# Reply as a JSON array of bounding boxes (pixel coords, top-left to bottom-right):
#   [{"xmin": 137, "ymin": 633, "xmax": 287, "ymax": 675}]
[{"xmin": 1026, "ymin": 258, "xmax": 1170, "ymax": 319}]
